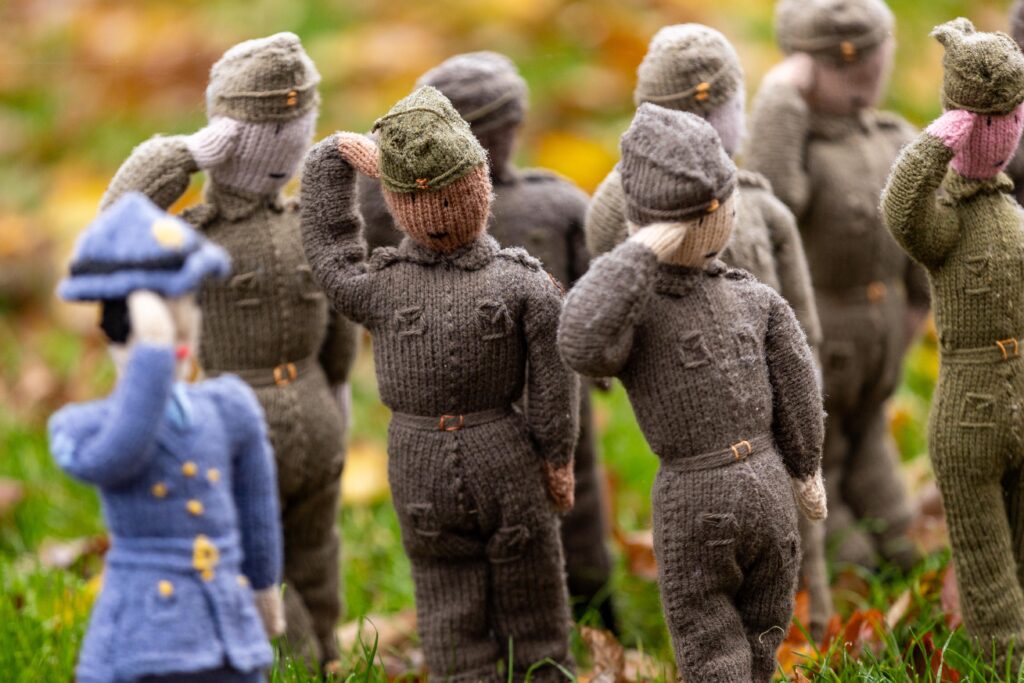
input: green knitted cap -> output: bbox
[933,18,1024,116]
[776,0,893,64]
[372,86,487,193]
[633,24,743,114]
[207,32,320,123]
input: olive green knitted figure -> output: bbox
[746,0,929,572]
[357,52,616,629]
[101,33,356,667]
[881,18,1024,668]
[301,86,578,682]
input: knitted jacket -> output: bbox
[48,345,281,683]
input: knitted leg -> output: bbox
[489,511,574,682]
[1006,464,1024,592]
[561,392,616,630]
[280,582,320,665]
[798,513,832,641]
[822,416,876,568]
[845,408,918,572]
[737,542,800,683]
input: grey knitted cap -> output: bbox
[634,24,743,114]
[415,51,528,134]
[619,104,737,226]
[207,32,321,123]
[1013,0,1024,49]
[776,0,894,64]
[933,18,1024,116]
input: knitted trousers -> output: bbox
[931,356,1024,667]
[388,413,573,683]
[653,446,800,683]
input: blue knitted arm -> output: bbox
[48,344,173,487]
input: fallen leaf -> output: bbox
[0,479,25,517]
[613,528,658,582]
[941,564,961,631]
[622,648,665,682]
[905,632,961,682]
[336,610,418,654]
[580,626,625,680]
[37,535,109,576]
[885,587,912,629]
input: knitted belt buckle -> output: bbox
[730,440,753,461]
[273,362,298,387]
[438,414,465,432]
[997,338,1020,361]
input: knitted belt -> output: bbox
[662,433,774,472]
[817,280,899,305]
[390,406,514,432]
[941,337,1024,364]
[208,356,316,388]
[107,532,241,581]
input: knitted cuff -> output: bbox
[792,471,827,521]
[253,585,285,638]
[186,117,242,170]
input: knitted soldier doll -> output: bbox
[101,34,354,666]
[48,193,283,683]
[357,51,616,630]
[746,0,929,572]
[559,105,825,683]
[583,23,832,638]
[881,18,1024,667]
[301,86,578,682]
[1004,0,1024,205]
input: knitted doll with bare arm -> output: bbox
[881,18,1024,668]
[560,105,825,683]
[101,33,355,667]
[301,86,578,682]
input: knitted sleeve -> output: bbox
[1006,136,1024,204]
[318,312,359,386]
[557,181,592,285]
[522,270,580,468]
[213,375,282,591]
[558,240,657,378]
[100,136,200,211]
[745,83,812,219]
[760,190,822,352]
[880,133,960,268]
[300,133,375,326]
[584,169,630,257]
[765,291,823,481]
[904,259,933,311]
[356,174,404,253]
[47,344,174,487]
[185,118,242,170]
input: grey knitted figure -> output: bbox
[584,23,831,638]
[559,105,825,683]
[746,0,929,572]
[357,51,616,630]
[101,33,356,667]
[301,86,578,682]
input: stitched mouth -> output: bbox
[994,160,1006,167]
[268,172,286,179]
[427,231,449,239]
[705,251,718,258]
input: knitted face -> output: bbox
[950,104,1024,179]
[704,92,746,157]
[382,165,493,254]
[807,37,894,115]
[108,294,200,381]
[628,193,738,268]
[208,111,317,195]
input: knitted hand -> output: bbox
[253,585,285,639]
[924,109,975,152]
[331,383,352,438]
[336,132,381,179]
[544,461,575,514]
[127,290,174,346]
[792,471,827,521]
[628,223,689,262]
[762,52,816,97]
[926,106,1024,179]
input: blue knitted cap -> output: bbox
[59,193,230,301]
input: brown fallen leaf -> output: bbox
[941,564,962,631]
[36,535,109,577]
[336,610,418,654]
[614,528,658,582]
[905,631,961,682]
[885,587,913,630]
[0,479,25,517]
[579,626,625,680]
[622,648,666,682]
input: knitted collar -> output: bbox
[942,169,1015,202]
[203,182,286,222]
[654,259,726,297]
[491,162,518,186]
[808,109,879,140]
[390,233,500,271]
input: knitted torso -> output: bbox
[185,182,328,372]
[724,171,785,291]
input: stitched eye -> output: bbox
[443,198,449,208]
[274,123,282,135]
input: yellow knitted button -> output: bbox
[237,574,249,587]
[206,468,221,483]
[158,580,174,597]
[151,219,185,250]
[201,569,215,582]
[695,82,711,101]
[186,499,204,516]
[151,482,168,498]
[182,461,198,477]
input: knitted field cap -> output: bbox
[416,51,528,135]
[933,18,1024,116]
[206,32,321,123]
[619,104,737,226]
[59,193,230,301]
[633,24,743,114]
[372,85,487,193]
[776,0,893,64]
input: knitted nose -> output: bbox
[952,104,1024,179]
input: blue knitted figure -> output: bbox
[48,193,284,683]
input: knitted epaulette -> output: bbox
[519,168,563,185]
[180,203,220,231]
[495,246,542,271]
[366,246,402,272]
[737,169,773,193]
[724,266,755,281]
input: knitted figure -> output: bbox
[101,34,355,666]
[583,23,832,638]
[357,51,616,631]
[1004,0,1024,206]
[48,193,283,683]
[881,18,1024,666]
[746,0,929,572]
[301,86,578,682]
[559,105,825,683]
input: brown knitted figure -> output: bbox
[358,51,615,631]
[301,86,578,682]
[559,105,825,683]
[746,0,929,572]
[1004,0,1024,205]
[584,23,832,638]
[881,18,1024,668]
[101,33,356,667]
